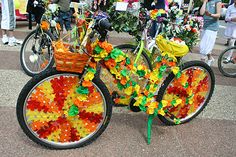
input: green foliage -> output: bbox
[193,0,202,8]
[107,6,142,40]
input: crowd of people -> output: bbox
[0,0,236,66]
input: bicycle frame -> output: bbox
[129,19,163,66]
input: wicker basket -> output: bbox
[53,41,89,73]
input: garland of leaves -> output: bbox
[107,6,146,40]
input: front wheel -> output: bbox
[20,29,55,77]
[218,46,236,77]
[16,68,112,149]
[157,61,215,125]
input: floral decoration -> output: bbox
[150,9,166,21]
[27,37,210,144]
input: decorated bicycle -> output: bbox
[20,0,61,77]
[16,11,215,149]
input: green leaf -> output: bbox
[126,57,131,65]
[117,82,124,90]
[121,69,128,76]
[159,65,167,73]
[137,70,145,77]
[94,45,103,54]
[171,100,176,106]
[156,56,162,62]
[87,67,96,74]
[76,86,89,94]
[68,105,79,116]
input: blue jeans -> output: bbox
[150,20,157,38]
[58,11,72,31]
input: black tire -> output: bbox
[20,29,55,77]
[16,68,112,149]
[218,46,236,77]
[157,61,215,125]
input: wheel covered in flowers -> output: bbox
[157,61,215,125]
[16,68,112,149]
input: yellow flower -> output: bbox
[134,85,140,93]
[124,86,133,96]
[110,67,118,75]
[134,96,143,106]
[174,99,183,107]
[77,94,88,101]
[149,84,158,93]
[137,65,143,70]
[84,72,95,81]
[158,109,165,116]
[115,55,126,62]
[161,100,169,107]
[172,67,180,75]
[100,50,109,59]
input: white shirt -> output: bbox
[225,4,236,24]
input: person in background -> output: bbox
[224,0,235,45]
[26,0,45,24]
[150,0,166,38]
[1,0,23,46]
[224,0,236,62]
[199,0,222,66]
[50,0,72,34]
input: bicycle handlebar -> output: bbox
[97,18,113,31]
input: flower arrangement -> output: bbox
[168,6,183,22]
[160,12,202,50]
[149,9,166,21]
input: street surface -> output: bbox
[0,21,235,157]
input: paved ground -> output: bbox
[0,21,235,157]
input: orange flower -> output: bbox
[41,21,50,30]
[89,62,97,69]
[82,80,93,87]
[104,59,116,69]
[98,41,113,53]
[74,98,84,106]
[120,77,127,85]
[167,61,176,67]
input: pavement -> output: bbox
[0,21,235,157]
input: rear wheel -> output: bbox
[20,29,55,77]
[157,61,215,125]
[218,46,236,77]
[16,68,112,149]
[99,44,152,106]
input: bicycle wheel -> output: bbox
[20,29,55,77]
[157,61,215,125]
[16,68,112,149]
[99,44,152,106]
[218,46,236,77]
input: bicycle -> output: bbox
[218,46,236,77]
[16,13,215,149]
[20,0,61,77]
